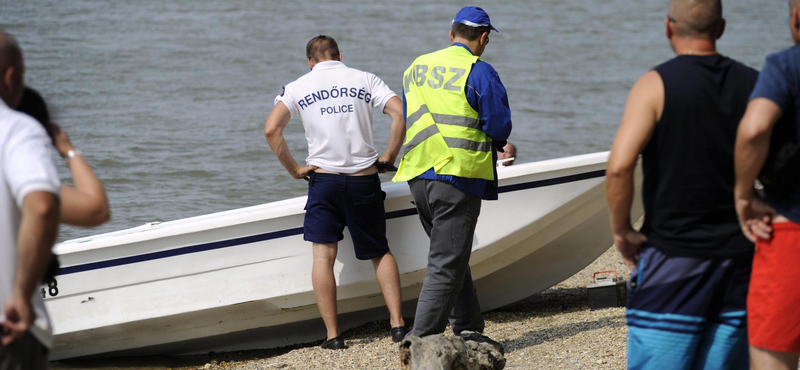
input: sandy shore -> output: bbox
[53,246,630,370]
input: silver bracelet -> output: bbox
[66,149,82,160]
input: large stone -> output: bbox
[399,335,506,370]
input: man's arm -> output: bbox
[469,64,511,143]
[378,96,405,169]
[734,98,782,242]
[3,191,59,346]
[607,70,663,270]
[53,125,110,226]
[264,102,317,179]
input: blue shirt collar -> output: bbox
[452,42,474,55]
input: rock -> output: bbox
[399,334,506,370]
[204,364,211,369]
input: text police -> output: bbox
[297,85,373,116]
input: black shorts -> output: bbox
[303,172,390,260]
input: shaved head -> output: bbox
[669,0,723,39]
[793,0,800,9]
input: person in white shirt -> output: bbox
[264,35,407,349]
[0,31,61,370]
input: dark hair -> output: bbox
[306,35,340,63]
[451,23,491,42]
[0,30,22,75]
[17,87,50,127]
[16,87,55,142]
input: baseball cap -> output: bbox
[452,6,499,33]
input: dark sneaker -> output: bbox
[321,336,347,350]
[390,326,410,343]
[459,330,504,354]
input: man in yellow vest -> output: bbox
[393,7,512,348]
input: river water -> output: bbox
[0,0,790,241]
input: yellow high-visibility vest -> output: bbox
[392,45,494,182]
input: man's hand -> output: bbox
[293,165,318,180]
[50,124,74,158]
[2,291,34,346]
[614,227,647,271]
[377,155,394,173]
[493,140,507,153]
[735,192,775,243]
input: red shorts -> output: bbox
[748,221,800,352]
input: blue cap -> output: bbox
[452,6,498,33]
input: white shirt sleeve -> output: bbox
[367,73,397,112]
[274,84,300,118]
[3,118,60,208]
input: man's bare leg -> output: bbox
[750,346,800,370]
[312,242,339,339]
[372,252,405,328]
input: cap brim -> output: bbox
[490,25,499,33]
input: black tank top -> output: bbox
[641,55,757,257]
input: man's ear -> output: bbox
[337,52,342,62]
[307,58,314,70]
[665,17,673,40]
[2,67,11,88]
[792,7,800,35]
[716,18,726,40]
[449,30,454,43]
[480,32,489,45]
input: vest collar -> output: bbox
[451,43,474,55]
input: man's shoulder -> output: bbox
[724,56,759,82]
[0,106,47,143]
[764,45,800,78]
[283,73,309,91]
[767,45,800,64]
[472,60,499,77]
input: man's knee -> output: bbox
[750,346,800,370]
[312,243,338,263]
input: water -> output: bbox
[0,0,791,241]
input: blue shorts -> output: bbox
[303,172,390,260]
[626,245,752,370]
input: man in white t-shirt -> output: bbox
[264,35,407,349]
[0,31,61,369]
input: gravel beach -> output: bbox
[54,246,631,370]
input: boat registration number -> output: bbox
[40,278,59,298]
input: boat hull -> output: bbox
[46,152,642,359]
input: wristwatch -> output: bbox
[66,149,82,160]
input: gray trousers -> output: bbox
[409,178,485,336]
[0,332,49,370]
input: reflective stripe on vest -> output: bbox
[393,46,494,182]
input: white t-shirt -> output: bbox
[0,100,60,348]
[274,61,397,173]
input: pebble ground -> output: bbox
[53,247,631,370]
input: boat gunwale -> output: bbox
[54,151,610,256]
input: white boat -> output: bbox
[45,151,642,360]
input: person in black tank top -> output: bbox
[643,55,757,257]
[606,0,756,368]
